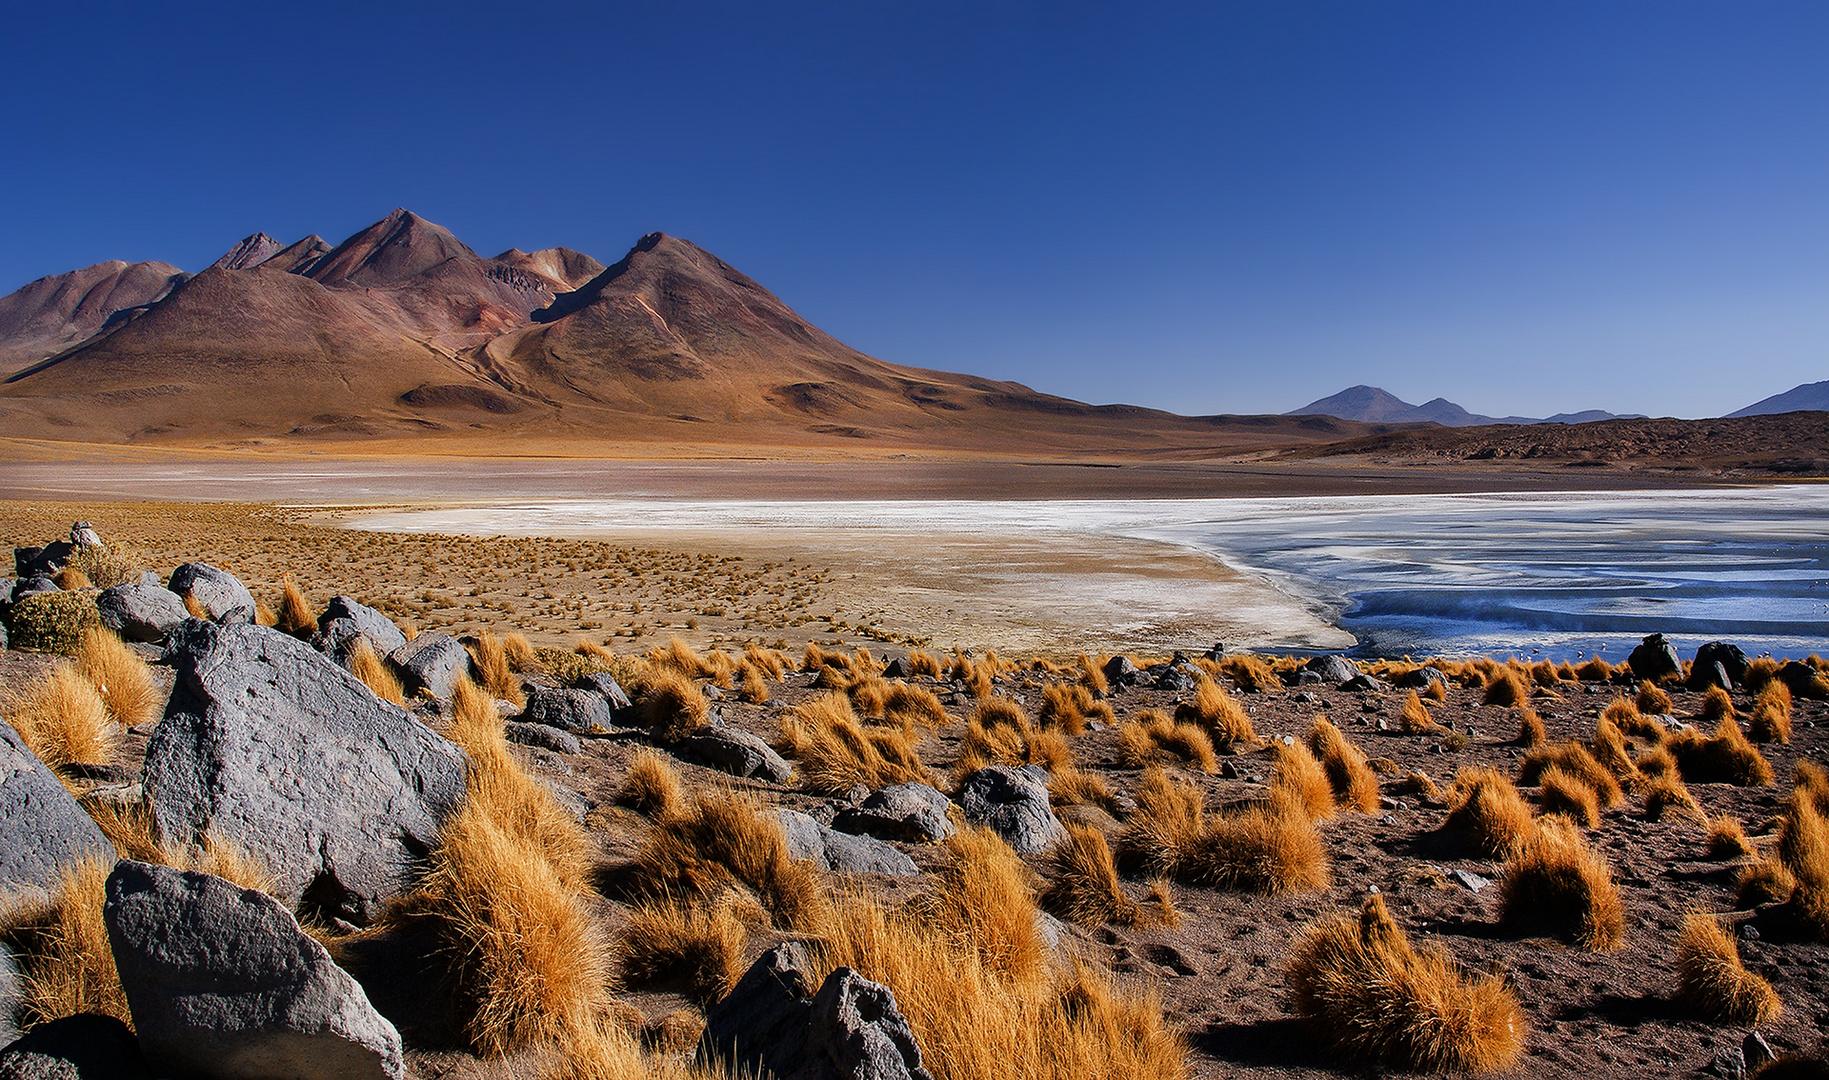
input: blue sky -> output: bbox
[2,2,1824,418]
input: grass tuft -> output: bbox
[1520,742,1622,807]
[1174,675,1256,747]
[1398,690,1437,734]
[1708,816,1756,859]
[1041,822,1165,929]
[1270,739,1337,822]
[348,636,405,706]
[1676,912,1780,1024]
[1538,765,1601,827]
[1,663,120,770]
[1308,718,1380,813]
[73,628,161,729]
[781,692,929,793]
[634,669,710,744]
[616,899,745,1005]
[619,748,685,820]
[1667,718,1774,786]
[1441,767,1536,859]
[1498,823,1625,951]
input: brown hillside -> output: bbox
[0,259,188,376]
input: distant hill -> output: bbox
[1728,380,1829,417]
[1289,385,1640,428]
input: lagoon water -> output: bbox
[357,486,1829,662]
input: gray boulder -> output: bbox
[1690,641,1749,689]
[699,942,817,1077]
[144,621,466,923]
[780,810,918,876]
[0,1013,151,1080]
[0,951,20,1049]
[310,596,405,666]
[1102,655,1142,688]
[1339,673,1388,693]
[104,861,403,1080]
[385,632,469,700]
[1305,655,1361,685]
[956,766,1065,854]
[806,967,933,1080]
[167,563,255,623]
[521,687,611,734]
[95,582,188,644]
[13,544,70,580]
[503,722,583,756]
[10,579,58,605]
[1691,660,1732,694]
[0,722,113,899]
[1395,666,1448,690]
[572,672,633,713]
[1627,633,1683,682]
[680,728,793,783]
[833,783,954,843]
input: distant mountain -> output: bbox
[1289,385,1642,427]
[0,259,189,376]
[1728,380,1829,417]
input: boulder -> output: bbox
[1305,655,1361,685]
[95,582,188,644]
[780,810,918,876]
[806,967,933,1080]
[1339,673,1388,693]
[956,766,1066,854]
[1691,642,1749,688]
[0,1013,151,1080]
[833,783,954,843]
[521,686,612,735]
[0,722,113,899]
[1395,666,1448,690]
[9,578,58,604]
[881,657,907,679]
[1102,655,1142,688]
[503,722,583,756]
[0,951,20,1048]
[385,632,469,700]
[13,543,71,579]
[1627,633,1683,682]
[1777,661,1828,700]
[68,524,102,551]
[680,728,793,783]
[1690,660,1732,693]
[144,621,467,923]
[572,671,634,713]
[104,861,403,1080]
[698,943,817,1077]
[167,563,255,623]
[309,596,405,666]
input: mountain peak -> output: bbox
[211,233,284,272]
[300,208,478,286]
[1291,385,1638,428]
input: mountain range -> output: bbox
[1728,380,1829,418]
[1288,385,1645,427]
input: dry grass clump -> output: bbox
[1513,705,1546,747]
[1590,716,1641,787]
[1441,767,1536,858]
[846,674,891,717]
[1077,653,1108,697]
[2,663,120,770]
[1286,893,1526,1073]
[1483,669,1529,707]
[1046,767,1117,814]
[1636,682,1673,716]
[1708,816,1757,859]
[465,631,524,707]
[1520,742,1623,808]
[273,573,313,637]
[1116,770,1328,895]
[955,698,1072,778]
[1675,912,1780,1024]
[634,669,710,743]
[73,628,161,729]
[616,900,745,1005]
[1307,718,1380,813]
[1575,656,1614,682]
[347,637,405,706]
[1498,823,1625,951]
[52,566,92,590]
[1115,709,1217,773]
[1041,822,1173,929]
[628,786,822,929]
[1038,682,1094,735]
[780,692,929,793]
[1643,773,1703,823]
[2,858,130,1028]
[1217,654,1278,693]
[906,649,944,679]
[1116,768,1206,879]
[64,543,143,590]
[502,631,538,673]
[1751,682,1793,744]
[1743,656,1781,694]
[648,637,717,681]
[1771,787,1829,936]
[1423,678,1448,703]
[737,662,769,705]
[1270,739,1337,822]
[1174,675,1256,748]
[883,682,948,730]
[1538,766,1601,827]
[1700,686,1738,724]
[619,748,684,820]
[1398,690,1438,734]
[1737,859,1798,910]
[1667,718,1774,786]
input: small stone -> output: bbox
[1740,924,1760,942]
[1712,1044,1747,1080]
[1452,868,1492,893]
[1744,1032,1776,1070]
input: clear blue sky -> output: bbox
[3,2,1824,418]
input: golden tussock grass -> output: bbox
[1700,686,1738,724]
[502,631,538,673]
[1591,717,1641,786]
[737,662,769,705]
[1182,794,1329,895]
[1774,788,1829,937]
[906,649,944,679]
[466,631,524,707]
[1115,767,1208,880]
[1441,767,1536,859]
[1636,682,1673,716]
[1482,670,1529,707]
[1708,816,1757,859]
[1308,718,1380,813]
[2,858,129,1029]
[1041,822,1172,929]
[1637,745,1678,780]
[634,669,710,744]
[630,786,824,931]
[618,748,684,820]
[781,692,930,794]
[1498,823,1625,951]
[1643,773,1702,823]
[2,663,120,770]
[1676,912,1780,1024]
[1047,767,1115,813]
[1077,653,1108,697]
[1217,654,1278,693]
[616,899,745,1005]
[74,628,161,729]
[182,594,210,620]
[1270,740,1336,822]
[1398,690,1437,734]
[1038,682,1094,735]
[1174,675,1256,747]
[883,682,947,730]
[1538,765,1601,827]
[743,644,788,680]
[52,566,91,590]
[1423,678,1448,703]
[1287,893,1526,1073]
[276,573,315,637]
[1667,718,1774,786]
[255,600,279,628]
[1575,656,1614,681]
[1519,742,1623,807]
[1116,709,1217,773]
[846,674,891,717]
[1513,705,1546,747]
[1736,858,1797,910]
[1743,656,1781,695]
[1751,682,1792,744]
[1396,770,1442,799]
[1528,659,1562,687]
[347,637,405,706]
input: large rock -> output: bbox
[680,728,793,783]
[806,967,933,1080]
[956,766,1066,854]
[385,632,469,700]
[95,582,188,644]
[572,672,634,713]
[104,861,403,1080]
[309,596,406,667]
[833,783,954,843]
[0,1013,152,1080]
[1304,655,1361,685]
[779,810,918,876]
[520,686,612,734]
[0,722,113,899]
[144,621,467,922]
[699,943,817,1077]
[9,579,58,604]
[1690,642,1749,689]
[13,544,71,580]
[0,951,21,1049]
[1627,633,1683,682]
[166,563,255,623]
[503,722,583,756]
[1102,655,1142,689]
[1395,666,1448,690]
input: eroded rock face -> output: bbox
[386,632,469,700]
[310,596,406,667]
[520,687,611,734]
[779,810,919,876]
[680,728,793,783]
[1628,633,1683,683]
[167,563,255,623]
[103,861,403,1080]
[95,581,189,643]
[0,722,113,900]
[833,783,954,843]
[144,621,466,922]
[956,766,1065,854]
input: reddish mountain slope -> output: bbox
[0,259,188,376]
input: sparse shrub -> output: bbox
[1513,705,1546,747]
[64,543,143,590]
[74,628,161,729]
[1676,912,1780,1024]
[1308,718,1379,813]
[617,900,745,1005]
[1751,682,1792,744]
[743,644,787,680]
[502,631,538,672]
[1174,675,1256,747]
[1708,816,1756,859]
[5,591,102,655]
[2,664,119,769]
[847,674,891,717]
[1637,745,1678,779]
[1483,670,1529,707]
[1538,765,1601,827]
[1286,893,1526,1073]
[347,637,405,706]
[1743,656,1782,694]
[1499,823,1625,951]
[619,749,685,819]
[1520,742,1623,807]
[1270,739,1336,822]
[1441,767,1535,858]
[1667,718,1774,786]
[780,693,928,794]
[1636,682,1673,716]
[1775,789,1829,937]
[1042,822,1163,928]
[1398,691,1437,734]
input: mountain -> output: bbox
[0,209,1393,455]
[1290,385,1641,427]
[1728,380,1829,417]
